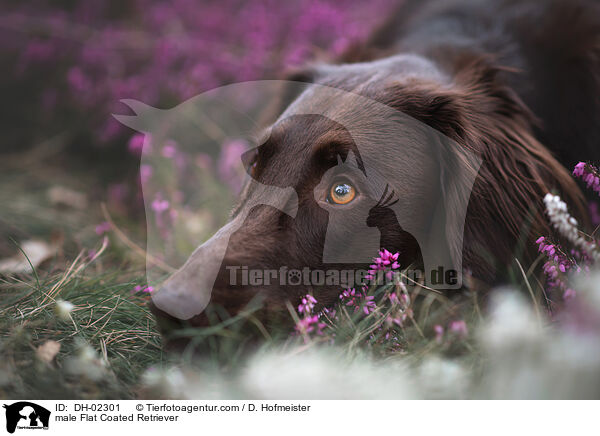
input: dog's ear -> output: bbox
[429,130,482,279]
[383,54,587,279]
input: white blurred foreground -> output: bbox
[142,276,600,400]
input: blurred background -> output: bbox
[0,0,395,265]
[0,0,399,398]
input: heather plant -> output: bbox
[536,162,600,304]
[139,276,600,399]
[290,249,473,357]
[2,0,394,148]
[285,161,600,359]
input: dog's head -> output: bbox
[149,53,586,335]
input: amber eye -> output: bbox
[249,160,257,177]
[329,182,356,205]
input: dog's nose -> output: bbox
[150,276,214,320]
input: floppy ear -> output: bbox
[429,130,483,280]
[384,55,587,280]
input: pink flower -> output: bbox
[161,141,177,158]
[133,285,154,294]
[151,196,170,213]
[573,162,586,177]
[151,193,172,238]
[140,165,153,184]
[434,324,444,343]
[128,133,146,155]
[365,248,401,281]
[298,294,317,314]
[67,66,90,93]
[295,315,326,341]
[363,295,376,314]
[536,235,583,299]
[218,139,248,193]
[339,287,379,315]
[95,221,111,235]
[573,162,600,195]
[449,320,468,338]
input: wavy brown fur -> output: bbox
[378,54,588,280]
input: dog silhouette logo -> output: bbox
[2,402,50,434]
[114,81,482,320]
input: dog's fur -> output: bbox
[152,0,600,330]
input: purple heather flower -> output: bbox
[434,324,444,343]
[573,162,600,195]
[449,320,468,338]
[295,314,326,340]
[544,193,599,261]
[536,231,592,301]
[151,195,170,213]
[298,294,317,314]
[339,287,379,316]
[573,162,586,177]
[128,133,145,155]
[365,248,401,281]
[140,164,153,185]
[9,0,397,146]
[66,66,90,93]
[161,141,177,158]
[218,139,248,193]
[95,221,111,235]
[363,295,376,315]
[151,193,173,238]
[133,285,154,294]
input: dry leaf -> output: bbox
[36,340,61,364]
[47,186,88,209]
[0,240,57,274]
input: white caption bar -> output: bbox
[1,400,597,435]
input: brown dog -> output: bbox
[151,0,599,332]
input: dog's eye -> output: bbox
[329,182,356,205]
[249,160,257,177]
[241,147,259,177]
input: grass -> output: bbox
[0,257,165,399]
[0,145,167,399]
[0,210,592,399]
[0,236,479,399]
